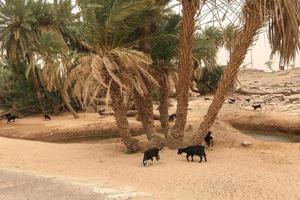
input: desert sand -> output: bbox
[0,69,300,200]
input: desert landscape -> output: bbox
[1,69,300,200]
[0,0,300,200]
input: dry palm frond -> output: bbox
[267,0,300,64]
[66,48,157,108]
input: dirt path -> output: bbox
[1,136,300,200]
[0,168,107,200]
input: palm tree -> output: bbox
[132,0,171,142]
[193,0,300,144]
[29,31,80,118]
[190,26,223,93]
[222,24,238,56]
[66,0,160,152]
[0,0,45,112]
[0,0,80,117]
[168,0,199,147]
[221,24,239,94]
[150,14,180,136]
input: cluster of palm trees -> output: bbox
[0,0,299,152]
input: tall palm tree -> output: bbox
[0,0,79,116]
[132,0,171,142]
[222,24,238,56]
[0,0,45,112]
[28,31,80,118]
[150,14,181,135]
[190,27,222,93]
[193,0,300,144]
[221,24,239,94]
[168,0,199,147]
[67,0,160,152]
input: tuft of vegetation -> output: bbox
[196,66,224,94]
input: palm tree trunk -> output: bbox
[26,53,46,114]
[169,0,198,144]
[60,89,80,118]
[157,74,169,137]
[133,89,157,140]
[32,69,46,114]
[111,82,141,153]
[136,14,164,145]
[193,4,263,144]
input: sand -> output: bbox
[0,136,300,200]
[1,69,300,199]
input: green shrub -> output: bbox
[196,65,224,94]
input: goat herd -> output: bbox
[206,96,263,110]
[142,131,213,167]
[2,113,51,123]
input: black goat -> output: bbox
[7,115,19,123]
[44,114,51,120]
[228,98,236,104]
[4,113,12,118]
[252,104,262,110]
[177,145,207,162]
[143,147,160,167]
[98,109,106,115]
[204,131,214,148]
[168,114,177,121]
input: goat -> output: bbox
[44,114,51,120]
[252,104,262,110]
[204,131,214,148]
[168,114,177,122]
[4,113,12,118]
[143,147,160,167]
[228,98,236,104]
[98,109,106,115]
[177,145,207,162]
[7,115,19,123]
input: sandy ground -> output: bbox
[1,136,300,200]
[1,69,300,199]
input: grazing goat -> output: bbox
[98,109,106,115]
[228,98,236,104]
[177,145,207,162]
[44,114,51,120]
[143,147,160,167]
[168,114,177,121]
[4,113,12,118]
[252,104,262,110]
[7,115,19,123]
[204,131,214,148]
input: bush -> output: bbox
[196,65,224,94]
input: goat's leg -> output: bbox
[191,155,194,162]
[151,158,154,165]
[186,154,190,161]
[155,156,159,164]
[204,154,207,162]
[199,155,203,163]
